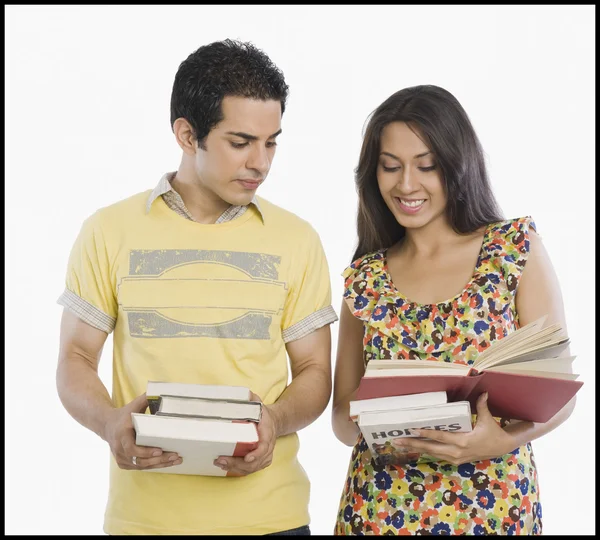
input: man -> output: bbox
[56,39,337,536]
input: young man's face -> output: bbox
[194,96,282,207]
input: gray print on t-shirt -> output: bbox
[119,249,285,339]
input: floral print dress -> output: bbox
[334,217,543,535]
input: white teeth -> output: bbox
[399,199,425,207]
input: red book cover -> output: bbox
[232,440,259,457]
[356,371,582,423]
[466,370,583,423]
[228,423,259,477]
[356,374,480,404]
[231,420,259,457]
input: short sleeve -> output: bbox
[488,216,537,295]
[57,213,117,333]
[341,252,383,322]
[280,225,338,343]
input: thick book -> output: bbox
[156,395,262,422]
[132,413,259,477]
[146,381,253,414]
[349,390,448,421]
[356,316,583,423]
[133,381,261,476]
[358,399,473,466]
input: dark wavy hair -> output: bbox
[353,85,503,261]
[170,39,289,148]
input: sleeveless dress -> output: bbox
[334,217,543,535]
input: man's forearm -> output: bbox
[56,355,115,441]
[267,365,331,438]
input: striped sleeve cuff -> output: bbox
[57,289,116,334]
[282,305,339,343]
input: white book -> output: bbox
[146,380,251,399]
[132,413,259,477]
[349,390,448,420]
[145,381,253,414]
[357,401,472,466]
[157,395,262,422]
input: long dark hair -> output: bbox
[170,39,289,148]
[353,85,503,261]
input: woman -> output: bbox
[332,85,575,535]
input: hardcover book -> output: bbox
[156,395,262,422]
[356,316,583,423]
[146,381,253,414]
[358,399,473,466]
[132,413,259,476]
[349,390,448,421]
[133,381,261,476]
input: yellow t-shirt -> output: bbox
[62,191,335,535]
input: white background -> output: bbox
[5,5,595,536]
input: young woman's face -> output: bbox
[377,121,447,231]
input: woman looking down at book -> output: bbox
[331,85,576,535]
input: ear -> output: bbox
[173,118,199,156]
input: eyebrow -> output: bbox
[380,150,432,160]
[225,129,282,141]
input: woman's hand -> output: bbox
[392,393,519,465]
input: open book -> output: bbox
[356,315,583,423]
[133,381,261,476]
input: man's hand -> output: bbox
[392,393,519,465]
[103,393,182,470]
[213,392,278,476]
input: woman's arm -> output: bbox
[390,230,577,464]
[331,299,367,446]
[501,229,576,444]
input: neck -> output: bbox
[401,215,459,258]
[171,161,232,224]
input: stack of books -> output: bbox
[132,381,262,476]
[350,390,473,466]
[351,315,583,465]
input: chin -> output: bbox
[225,192,256,207]
[391,210,431,229]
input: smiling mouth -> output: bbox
[397,198,425,207]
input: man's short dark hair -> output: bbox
[170,39,289,146]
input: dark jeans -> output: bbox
[265,525,311,536]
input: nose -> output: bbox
[246,145,270,176]
[397,168,417,193]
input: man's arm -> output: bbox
[213,325,332,476]
[57,309,114,437]
[268,324,332,436]
[56,309,180,470]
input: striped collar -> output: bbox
[146,172,264,224]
